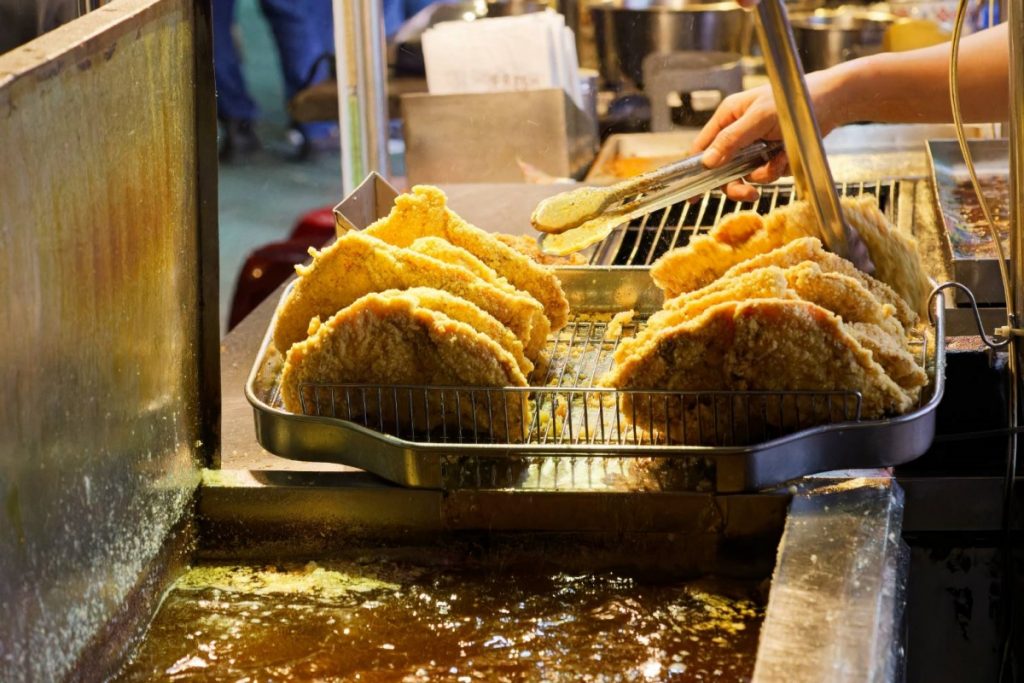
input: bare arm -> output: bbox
[694,22,1009,200]
[843,22,1009,124]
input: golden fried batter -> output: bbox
[722,237,917,329]
[619,267,790,361]
[782,262,903,336]
[408,237,503,282]
[842,195,931,318]
[273,232,549,361]
[649,210,798,297]
[365,186,571,330]
[649,197,929,316]
[281,293,530,441]
[624,261,906,365]
[847,322,928,397]
[602,300,913,444]
[376,287,534,377]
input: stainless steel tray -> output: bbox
[926,138,1009,304]
[585,131,700,185]
[247,267,946,493]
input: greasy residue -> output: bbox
[116,562,765,682]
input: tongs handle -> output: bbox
[608,139,783,203]
[754,0,851,259]
[532,139,784,234]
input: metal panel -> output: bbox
[0,1,217,679]
[402,89,597,183]
[753,478,908,682]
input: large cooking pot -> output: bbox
[590,0,753,90]
[392,1,546,75]
[790,8,900,72]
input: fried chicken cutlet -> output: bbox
[601,299,913,443]
[721,237,918,329]
[621,263,924,396]
[408,237,504,282]
[375,287,534,377]
[273,232,550,361]
[364,185,571,331]
[629,262,901,355]
[650,197,929,316]
[281,293,530,441]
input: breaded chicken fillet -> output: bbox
[650,197,929,316]
[721,237,918,329]
[601,299,913,443]
[281,293,530,441]
[364,185,570,331]
[274,232,549,360]
[375,287,534,377]
[625,261,906,362]
[408,237,504,282]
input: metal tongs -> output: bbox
[533,140,783,255]
[754,0,873,272]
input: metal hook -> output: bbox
[928,281,1010,349]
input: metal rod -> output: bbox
[754,0,850,259]
[1011,0,1024,325]
[334,0,390,195]
[1002,0,1022,677]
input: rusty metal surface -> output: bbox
[0,1,215,680]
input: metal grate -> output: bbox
[588,180,900,266]
[293,316,864,449]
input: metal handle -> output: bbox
[612,139,783,198]
[755,0,850,259]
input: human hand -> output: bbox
[690,69,849,202]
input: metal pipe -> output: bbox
[754,0,849,259]
[1010,0,1024,323]
[335,0,390,195]
[1001,3,1022,677]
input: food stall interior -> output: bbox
[1,0,1022,681]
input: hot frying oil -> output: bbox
[116,562,764,682]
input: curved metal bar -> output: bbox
[928,281,1010,348]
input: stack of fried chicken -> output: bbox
[600,196,932,444]
[275,185,570,441]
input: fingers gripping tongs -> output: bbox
[532,140,783,255]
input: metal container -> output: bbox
[926,138,1010,305]
[790,8,900,72]
[251,175,946,494]
[402,89,598,183]
[590,0,753,90]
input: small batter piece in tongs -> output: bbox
[531,140,782,255]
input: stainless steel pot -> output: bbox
[590,0,753,90]
[790,8,899,72]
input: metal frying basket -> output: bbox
[248,179,945,493]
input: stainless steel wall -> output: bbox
[0,1,218,679]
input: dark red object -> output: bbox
[288,207,336,246]
[228,207,338,331]
[228,239,313,331]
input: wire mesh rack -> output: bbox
[585,179,903,266]
[292,313,871,449]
